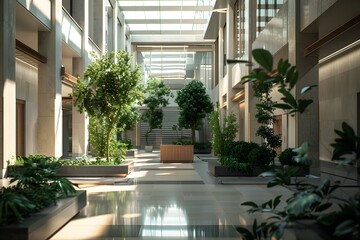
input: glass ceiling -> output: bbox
[117,0,216,38]
[118,0,216,85]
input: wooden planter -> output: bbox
[0,190,87,240]
[208,160,265,177]
[160,145,194,163]
[55,160,134,177]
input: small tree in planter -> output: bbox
[175,80,213,144]
[73,51,143,161]
[141,76,173,151]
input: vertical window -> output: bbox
[214,38,219,88]
[256,0,284,35]
[233,0,246,59]
[223,24,227,77]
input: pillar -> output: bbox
[72,0,89,157]
[37,0,63,157]
[0,0,16,177]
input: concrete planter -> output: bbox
[0,190,87,240]
[145,146,153,152]
[126,149,137,157]
[208,160,265,177]
[55,160,134,177]
[160,145,194,163]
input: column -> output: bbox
[37,0,63,157]
[0,0,16,177]
[72,0,89,157]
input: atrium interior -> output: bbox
[0,0,359,239]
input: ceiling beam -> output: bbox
[119,6,213,11]
[130,30,204,35]
[126,19,208,24]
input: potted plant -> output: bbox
[175,80,213,144]
[141,76,172,152]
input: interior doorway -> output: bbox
[16,99,26,157]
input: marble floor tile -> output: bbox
[50,151,294,239]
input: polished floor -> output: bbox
[49,151,293,240]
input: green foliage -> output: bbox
[1,155,77,225]
[117,104,140,139]
[88,116,109,157]
[220,141,274,170]
[175,80,213,143]
[73,51,143,161]
[220,156,252,174]
[242,48,315,153]
[142,76,173,145]
[208,105,222,155]
[208,104,237,156]
[238,125,360,240]
[330,121,360,162]
[278,148,302,166]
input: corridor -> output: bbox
[50,151,293,239]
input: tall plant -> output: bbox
[175,80,213,144]
[208,103,237,156]
[242,49,316,151]
[142,76,173,146]
[72,51,143,161]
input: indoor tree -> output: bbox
[72,51,143,161]
[175,80,213,144]
[141,76,173,147]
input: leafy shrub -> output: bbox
[208,104,237,156]
[220,156,251,174]
[1,155,77,225]
[278,148,300,166]
[120,139,133,150]
[248,145,275,166]
[221,141,274,170]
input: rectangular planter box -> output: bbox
[160,145,194,163]
[55,160,134,177]
[0,190,87,240]
[208,160,264,177]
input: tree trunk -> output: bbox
[191,129,195,144]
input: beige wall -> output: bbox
[319,44,360,161]
[15,60,38,155]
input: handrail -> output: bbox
[304,14,360,56]
[16,39,47,63]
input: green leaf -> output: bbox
[286,193,321,216]
[277,59,290,75]
[236,227,255,240]
[314,202,332,212]
[273,103,293,110]
[252,49,273,72]
[258,171,275,177]
[241,201,259,208]
[298,99,313,113]
[300,85,317,94]
[274,195,282,209]
[278,87,297,109]
[334,220,355,236]
[286,66,298,89]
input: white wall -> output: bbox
[15,60,38,155]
